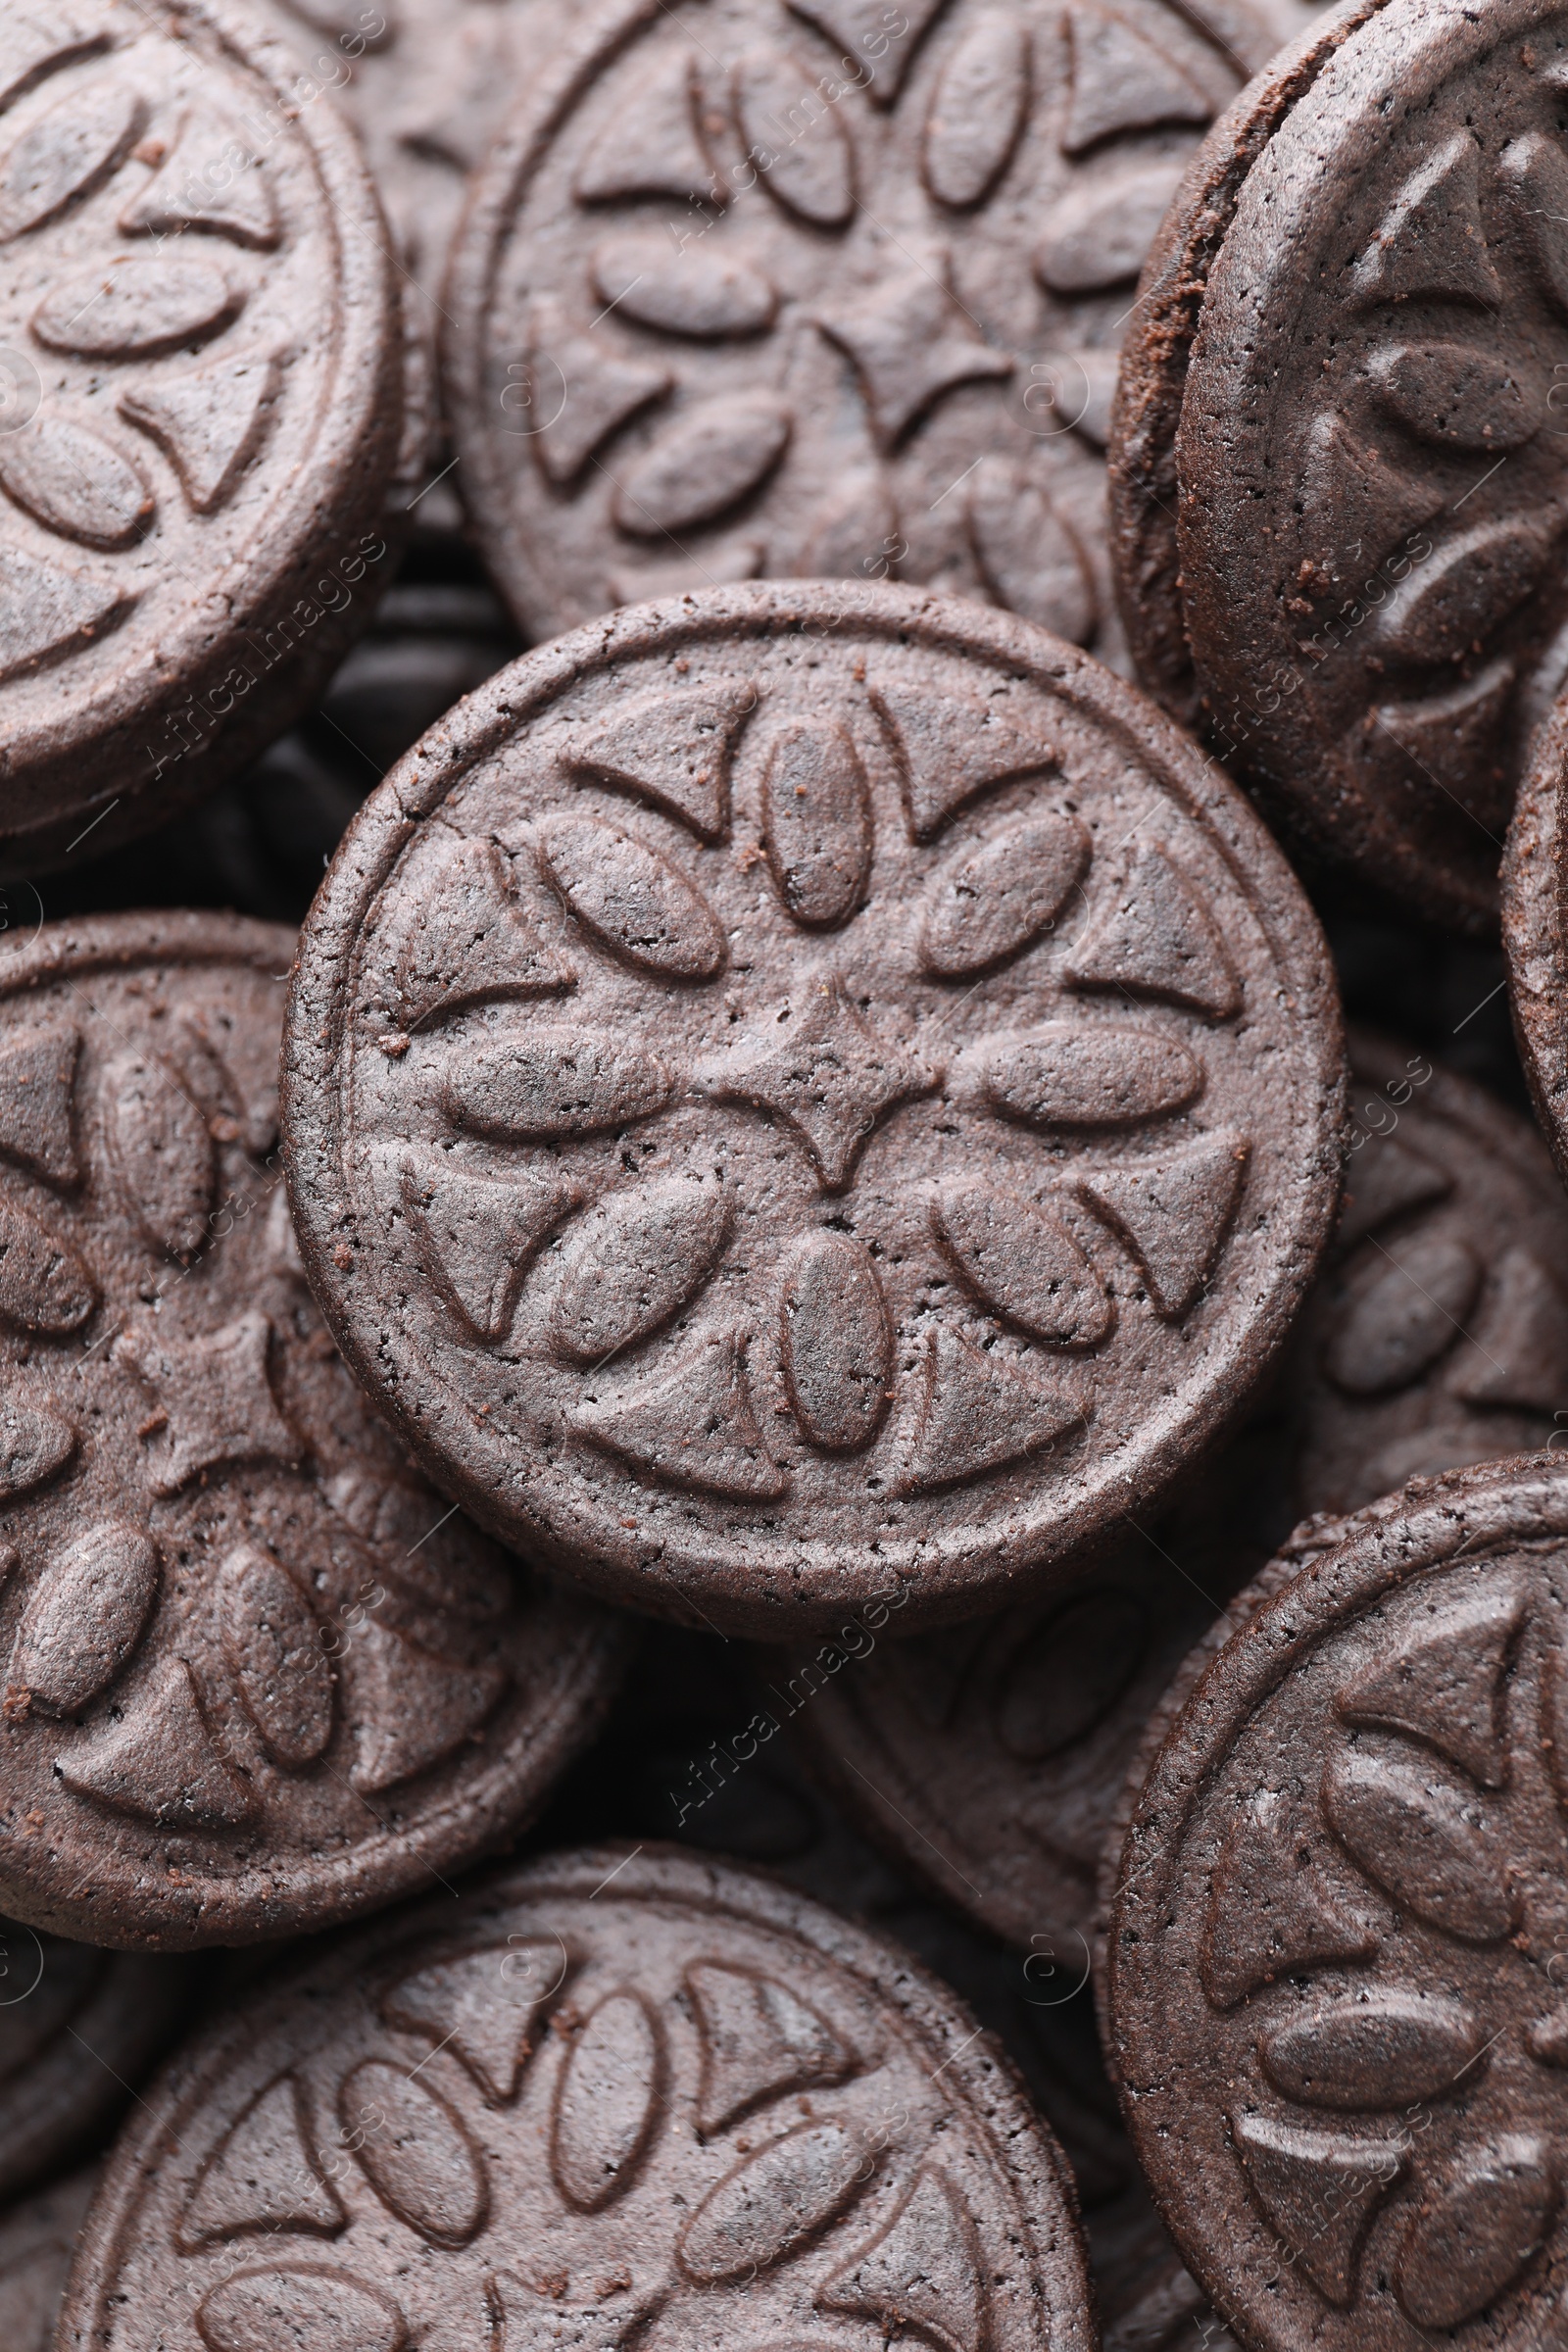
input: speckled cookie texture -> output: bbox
[1109,0,1568,933]
[58,1841,1097,2352]
[1108,1457,1568,2352]
[1504,690,1568,1182]
[282,580,1345,1638]
[0,911,628,1949]
[441,0,1309,654]
[1291,1031,1568,1515]
[0,0,407,876]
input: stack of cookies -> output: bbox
[5,2,1568,2348]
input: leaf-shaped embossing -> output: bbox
[9,1522,158,1718]
[1337,1573,1524,1789]
[220,1544,332,1770]
[1322,1743,1517,1941]
[781,1229,891,1451]
[550,1174,731,1362]
[932,1181,1111,1348]
[33,256,240,356]
[591,237,776,339]
[0,1393,77,1501]
[965,456,1097,641]
[118,100,279,248]
[1066,844,1240,1018]
[0,76,144,242]
[1397,2136,1555,2328]
[1203,1789,1377,2010]
[677,2118,872,2280]
[1501,130,1568,316]
[1231,2113,1404,2305]
[0,1192,95,1332]
[539,813,725,980]
[559,677,758,843]
[1035,162,1184,293]
[575,1327,787,1499]
[121,345,282,514]
[1370,513,1550,665]
[344,1617,507,1795]
[1259,1990,1485,2110]
[325,1472,512,1624]
[439,1027,672,1140]
[0,545,133,685]
[180,2075,346,2249]
[903,1327,1084,1493]
[0,416,152,549]
[553,1991,663,2211]
[920,811,1089,978]
[980,1022,1200,1127]
[1075,1134,1247,1321]
[922,14,1030,208]
[104,1049,215,1262]
[1368,342,1544,451]
[384,1944,565,2107]
[62,1654,256,1827]
[686,1963,853,2132]
[612,394,792,535]
[197,2266,409,2352]
[761,717,872,928]
[818,2165,984,2352]
[340,2062,487,2248]
[1322,1236,1482,1396]
[734,50,855,225]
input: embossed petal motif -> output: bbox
[64,1851,1092,2352]
[444,0,1286,643]
[1115,1493,1568,2352]
[314,593,1338,1630]
[0,918,620,1949]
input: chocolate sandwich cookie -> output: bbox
[1291,1031,1568,1516]
[283,581,1344,1636]
[442,0,1300,650]
[1108,1458,1568,2351]
[0,912,627,1949]
[1109,0,1568,933]
[264,0,568,352]
[0,1918,197,2197]
[768,1482,1274,1952]
[0,2165,99,2352]
[0,0,408,878]
[60,1842,1097,2352]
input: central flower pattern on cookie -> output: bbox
[370,640,1267,1521]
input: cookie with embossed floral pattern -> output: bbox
[0,1916,196,2198]
[0,0,407,877]
[1292,1029,1568,1516]
[1109,0,1568,933]
[442,0,1305,655]
[1108,1456,1568,2351]
[0,2164,99,2352]
[283,580,1344,1635]
[0,913,628,1949]
[60,1842,1096,2352]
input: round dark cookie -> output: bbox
[0,0,408,878]
[282,580,1345,1637]
[1107,0,1390,728]
[59,1841,1097,2352]
[1111,0,1568,933]
[0,1918,197,2199]
[441,0,1301,653]
[263,0,568,358]
[0,912,628,1949]
[764,1460,1278,1950]
[0,2163,100,2352]
[1291,1029,1568,1516]
[1108,1456,1568,2350]
[1503,689,1568,1178]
